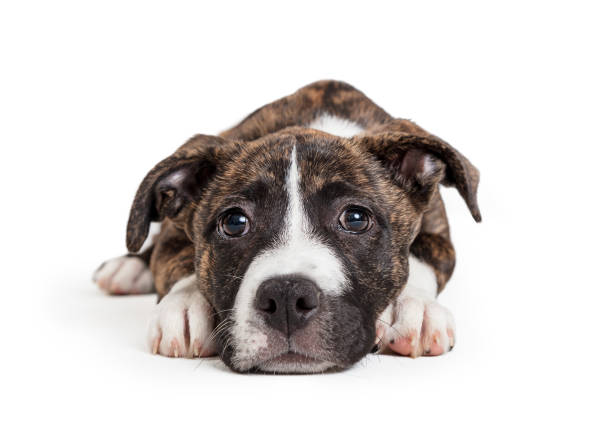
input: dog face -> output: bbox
[126,128,480,372]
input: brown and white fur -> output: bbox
[93,80,480,373]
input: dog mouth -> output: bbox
[253,351,337,374]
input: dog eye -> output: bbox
[219,211,250,237]
[339,208,372,234]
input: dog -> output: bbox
[93,80,481,373]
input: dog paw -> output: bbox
[93,255,154,295]
[147,276,216,358]
[379,295,455,358]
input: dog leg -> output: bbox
[147,275,215,358]
[378,255,456,357]
[93,254,154,295]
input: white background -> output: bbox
[1,1,611,436]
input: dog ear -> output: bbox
[360,132,481,221]
[126,134,232,253]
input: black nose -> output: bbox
[255,276,320,335]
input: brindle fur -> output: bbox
[127,80,480,301]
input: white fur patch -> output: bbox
[404,255,438,300]
[140,222,161,252]
[308,113,364,137]
[231,147,347,368]
[147,275,215,358]
[422,155,436,177]
[93,255,154,295]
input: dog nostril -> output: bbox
[296,295,317,312]
[259,298,277,313]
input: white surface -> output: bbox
[1,1,611,436]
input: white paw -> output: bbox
[377,293,456,357]
[147,275,216,358]
[93,255,154,295]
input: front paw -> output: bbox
[93,255,154,295]
[378,295,456,358]
[147,276,216,358]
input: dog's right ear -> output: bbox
[126,134,232,253]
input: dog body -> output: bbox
[94,80,480,373]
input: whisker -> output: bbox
[207,319,232,343]
[213,309,236,315]
[376,317,401,338]
[224,273,245,283]
[203,308,237,349]
[221,339,231,361]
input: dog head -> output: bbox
[126,127,480,372]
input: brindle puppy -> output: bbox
[93,80,480,373]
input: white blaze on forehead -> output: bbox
[308,113,365,137]
[231,146,348,367]
[245,146,347,294]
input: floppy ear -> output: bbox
[126,134,231,253]
[360,132,481,221]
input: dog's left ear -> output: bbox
[360,133,481,221]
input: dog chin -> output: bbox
[254,353,337,374]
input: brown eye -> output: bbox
[339,208,371,233]
[219,211,250,237]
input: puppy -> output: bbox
[93,80,480,373]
